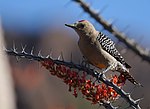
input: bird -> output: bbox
[65,20,141,86]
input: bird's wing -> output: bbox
[96,32,131,68]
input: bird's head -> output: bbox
[65,20,97,37]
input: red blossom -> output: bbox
[117,74,126,85]
[111,75,118,84]
[41,59,126,104]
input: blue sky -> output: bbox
[0,0,150,46]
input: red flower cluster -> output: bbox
[41,59,125,104]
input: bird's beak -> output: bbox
[65,23,76,29]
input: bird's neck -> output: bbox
[79,30,99,41]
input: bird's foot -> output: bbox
[97,73,104,83]
[93,70,103,83]
[81,57,90,68]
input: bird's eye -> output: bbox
[78,24,85,29]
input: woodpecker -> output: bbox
[65,20,141,86]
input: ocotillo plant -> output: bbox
[5,44,142,109]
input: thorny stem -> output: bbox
[6,49,116,109]
[5,49,141,109]
[73,0,150,64]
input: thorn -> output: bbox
[126,93,130,96]
[136,82,143,87]
[57,55,61,60]
[13,41,17,52]
[93,69,98,75]
[98,100,103,106]
[46,55,50,58]
[21,44,27,53]
[96,10,101,16]
[98,5,108,14]
[98,102,103,107]
[135,98,144,104]
[12,40,15,49]
[86,2,90,7]
[38,50,42,57]
[49,48,53,58]
[127,94,131,99]
[61,51,64,61]
[109,19,118,26]
[30,46,34,55]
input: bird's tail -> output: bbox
[117,70,142,87]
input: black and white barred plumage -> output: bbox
[96,32,131,68]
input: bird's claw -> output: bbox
[81,60,90,68]
[93,70,103,83]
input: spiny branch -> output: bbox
[72,0,150,63]
[6,45,117,109]
[5,48,141,109]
